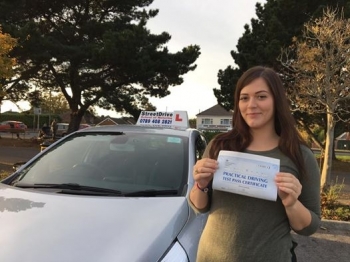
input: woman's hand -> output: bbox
[193,158,218,188]
[275,172,302,208]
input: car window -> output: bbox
[13,132,189,194]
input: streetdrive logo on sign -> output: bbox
[136,111,189,129]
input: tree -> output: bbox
[189,118,196,128]
[0,0,200,133]
[278,7,350,190]
[0,27,16,79]
[39,92,70,115]
[213,0,350,147]
[0,26,17,111]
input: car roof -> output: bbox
[1,120,24,123]
[76,124,198,137]
[74,110,198,137]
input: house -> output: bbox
[335,132,350,150]
[196,104,232,132]
[96,117,118,126]
[96,116,136,126]
[58,111,136,126]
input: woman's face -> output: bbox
[238,77,275,131]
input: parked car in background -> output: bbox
[55,123,69,137]
[0,120,27,132]
[55,123,91,137]
[0,111,208,262]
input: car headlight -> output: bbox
[160,241,189,262]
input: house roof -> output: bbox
[96,117,136,126]
[196,104,232,116]
[56,110,136,126]
[96,118,118,126]
[336,132,350,140]
[114,117,136,125]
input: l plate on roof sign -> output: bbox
[136,111,189,129]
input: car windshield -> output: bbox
[11,132,188,196]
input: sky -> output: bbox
[1,0,266,119]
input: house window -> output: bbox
[220,119,231,125]
[201,118,213,125]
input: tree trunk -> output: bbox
[68,109,85,134]
[320,113,335,191]
[332,141,337,160]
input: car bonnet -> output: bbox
[0,184,189,262]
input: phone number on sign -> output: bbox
[139,119,172,124]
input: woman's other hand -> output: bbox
[193,158,218,188]
[275,172,302,208]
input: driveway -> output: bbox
[293,220,350,262]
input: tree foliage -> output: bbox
[0,27,17,105]
[214,0,350,137]
[0,27,16,80]
[279,7,350,189]
[38,92,70,115]
[0,0,200,133]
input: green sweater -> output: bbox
[192,146,321,262]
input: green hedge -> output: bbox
[0,113,61,129]
[202,131,223,143]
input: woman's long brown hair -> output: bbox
[209,66,307,179]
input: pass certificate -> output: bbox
[212,150,280,201]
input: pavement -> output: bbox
[293,220,350,262]
[0,140,350,261]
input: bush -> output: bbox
[321,178,350,221]
[202,131,222,142]
[0,170,10,180]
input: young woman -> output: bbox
[190,66,320,262]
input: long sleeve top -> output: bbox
[191,145,321,262]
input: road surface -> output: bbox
[0,146,40,165]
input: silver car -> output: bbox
[0,113,208,262]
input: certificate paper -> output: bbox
[212,150,280,201]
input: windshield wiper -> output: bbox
[14,183,178,196]
[123,189,178,197]
[15,182,122,195]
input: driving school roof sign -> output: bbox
[136,111,189,129]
